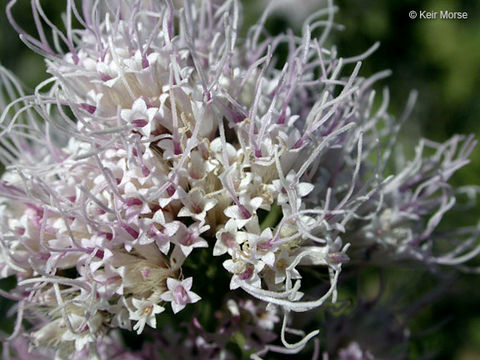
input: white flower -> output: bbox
[61,313,103,351]
[213,219,245,256]
[161,277,201,313]
[120,98,158,137]
[248,228,276,268]
[270,248,301,285]
[110,302,131,330]
[224,196,263,229]
[271,170,314,209]
[177,188,217,222]
[223,257,264,290]
[242,299,280,331]
[128,298,164,334]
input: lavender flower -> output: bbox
[0,0,478,359]
[161,277,201,313]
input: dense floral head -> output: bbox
[0,0,478,359]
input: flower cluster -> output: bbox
[0,0,478,359]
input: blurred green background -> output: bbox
[1,0,479,359]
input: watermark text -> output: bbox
[409,10,468,20]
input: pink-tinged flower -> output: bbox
[92,262,126,298]
[271,170,314,209]
[127,298,164,335]
[173,222,209,256]
[213,219,245,256]
[120,98,158,137]
[248,228,276,267]
[60,313,104,352]
[224,196,264,229]
[223,257,264,290]
[177,188,217,222]
[161,277,201,313]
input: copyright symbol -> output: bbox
[409,10,417,19]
